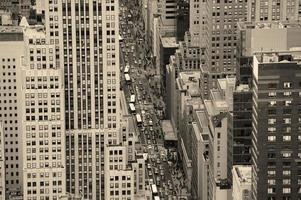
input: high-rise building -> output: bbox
[228,22,301,176]
[0,25,24,195]
[0,123,5,200]
[251,50,301,200]
[18,25,66,200]
[199,0,248,99]
[248,0,299,22]
[45,0,120,199]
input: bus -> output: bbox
[136,114,142,126]
[129,103,136,113]
[130,95,136,104]
[124,65,130,74]
[151,184,158,196]
[125,74,131,84]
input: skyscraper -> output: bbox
[18,25,66,200]
[199,0,248,99]
[252,50,301,200]
[45,1,120,199]
[0,25,24,195]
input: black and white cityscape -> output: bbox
[0,0,301,200]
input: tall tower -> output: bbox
[45,0,120,199]
[18,25,66,200]
[199,0,248,99]
[252,50,301,200]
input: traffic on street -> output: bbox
[119,1,189,200]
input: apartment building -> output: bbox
[0,25,24,195]
[18,25,66,200]
[252,50,301,200]
[44,1,121,199]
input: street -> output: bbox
[119,1,189,200]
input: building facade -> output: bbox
[248,0,299,22]
[0,123,5,199]
[44,0,121,199]
[232,165,251,200]
[252,50,301,200]
[18,25,66,200]
[0,26,24,195]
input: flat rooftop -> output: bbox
[161,36,178,48]
[254,49,301,64]
[177,70,201,95]
[0,26,22,33]
[238,21,301,30]
[233,165,252,184]
[161,120,177,141]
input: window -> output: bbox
[268,179,276,185]
[268,118,276,125]
[283,136,291,141]
[284,82,292,88]
[268,136,276,142]
[268,92,276,97]
[282,153,292,158]
[269,101,276,106]
[283,188,291,194]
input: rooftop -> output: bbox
[0,26,22,33]
[177,70,201,95]
[161,120,177,141]
[233,165,252,184]
[238,21,301,30]
[161,36,178,48]
[254,49,301,64]
[236,84,250,92]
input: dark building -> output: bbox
[175,0,189,42]
[252,50,301,200]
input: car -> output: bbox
[148,170,152,177]
[156,159,160,164]
[159,165,163,170]
[150,127,153,131]
[152,139,156,144]
[147,164,151,169]
[147,140,151,145]
[160,170,164,177]
[154,168,159,174]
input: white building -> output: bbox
[0,25,24,194]
[45,0,121,198]
[0,123,5,199]
[18,25,66,200]
[232,166,252,200]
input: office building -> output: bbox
[0,123,5,199]
[18,24,66,200]
[252,50,301,200]
[232,165,252,200]
[0,25,24,195]
[227,22,301,180]
[45,0,121,199]
[248,0,299,22]
[199,0,248,99]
